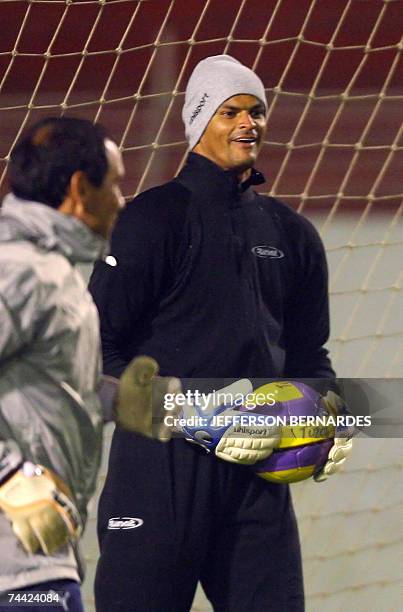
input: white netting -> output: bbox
[1,1,402,610]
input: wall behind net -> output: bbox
[1,1,402,611]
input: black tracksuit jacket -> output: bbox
[89,152,334,381]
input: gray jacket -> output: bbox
[0,194,105,592]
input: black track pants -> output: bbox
[95,431,304,612]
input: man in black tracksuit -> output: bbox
[89,55,335,611]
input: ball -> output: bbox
[244,381,334,483]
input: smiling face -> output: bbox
[193,94,267,179]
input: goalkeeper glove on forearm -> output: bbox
[314,390,354,482]
[113,355,181,441]
[179,380,281,465]
[0,462,82,555]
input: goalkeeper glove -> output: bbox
[179,380,281,465]
[314,390,354,482]
[0,462,82,555]
[114,355,181,441]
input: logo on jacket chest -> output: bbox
[251,245,284,259]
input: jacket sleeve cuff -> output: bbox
[0,439,24,485]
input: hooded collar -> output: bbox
[177,153,265,204]
[0,193,107,264]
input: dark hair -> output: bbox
[9,117,108,208]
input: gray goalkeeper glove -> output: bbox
[314,390,354,482]
[114,355,181,441]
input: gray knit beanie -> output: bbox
[182,55,267,149]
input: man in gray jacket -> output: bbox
[0,117,177,611]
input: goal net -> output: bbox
[1,1,402,610]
